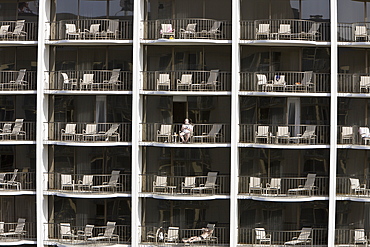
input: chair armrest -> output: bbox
[177,79,181,83]
[298,185,304,188]
[199,184,205,187]
[297,134,302,137]
[266,183,271,188]
[292,237,298,240]
[98,233,104,236]
[84,29,90,32]
[77,230,84,234]
[361,184,367,189]
[102,182,108,185]
[180,28,185,32]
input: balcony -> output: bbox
[336,177,370,199]
[337,126,370,146]
[141,226,229,245]
[239,124,330,146]
[337,73,370,94]
[49,19,133,41]
[0,121,35,142]
[142,71,231,92]
[45,223,131,245]
[143,19,231,41]
[45,172,131,197]
[336,229,370,246]
[46,70,132,92]
[238,228,327,246]
[239,176,329,199]
[240,19,329,42]
[0,70,36,92]
[240,72,330,94]
[45,122,132,144]
[141,123,231,144]
[0,20,38,41]
[141,174,230,199]
[338,22,370,42]
[0,221,36,244]
[0,171,35,194]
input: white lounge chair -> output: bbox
[100,123,120,141]
[153,175,168,193]
[354,229,369,245]
[83,124,98,141]
[249,177,262,194]
[284,228,312,246]
[341,126,353,144]
[61,73,78,90]
[0,123,12,140]
[61,123,76,141]
[77,224,94,240]
[180,23,197,38]
[297,71,314,92]
[193,124,222,143]
[256,23,270,39]
[80,74,94,90]
[355,26,368,42]
[0,25,10,39]
[200,21,222,39]
[8,69,27,90]
[65,23,80,39]
[0,218,26,238]
[298,22,321,40]
[60,223,76,240]
[360,76,370,93]
[106,19,119,39]
[5,169,21,190]
[297,125,316,144]
[278,24,292,40]
[87,221,119,243]
[191,172,218,195]
[192,70,219,91]
[92,170,121,192]
[102,69,121,90]
[288,174,317,196]
[156,74,170,91]
[276,126,290,143]
[157,124,172,142]
[359,127,370,145]
[8,119,25,140]
[177,74,192,91]
[78,175,94,191]
[181,177,196,194]
[84,24,100,39]
[256,74,269,91]
[255,228,271,244]
[164,227,179,243]
[349,178,367,195]
[10,20,26,40]
[61,174,74,190]
[265,178,281,195]
[255,126,270,143]
[160,24,175,38]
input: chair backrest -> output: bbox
[205,172,218,187]
[342,126,353,136]
[207,70,219,85]
[250,177,261,188]
[355,229,366,241]
[60,223,71,235]
[256,74,267,85]
[108,20,119,32]
[106,123,120,136]
[277,126,289,136]
[103,222,116,237]
[82,175,94,186]
[279,24,291,34]
[301,71,313,85]
[186,23,197,32]
[360,76,370,87]
[355,26,367,36]
[359,127,370,137]
[257,126,269,135]
[15,218,26,233]
[0,222,4,233]
[61,73,69,84]
[258,24,270,33]
[270,178,281,188]
[13,20,25,35]
[65,124,76,134]
[159,124,172,135]
[255,228,267,240]
[155,176,167,186]
[350,178,360,189]
[167,227,179,239]
[9,169,18,182]
[85,124,97,134]
[2,123,12,133]
[303,174,316,188]
[61,174,72,185]
[108,170,120,185]
[302,125,316,138]
[210,21,221,32]
[82,74,94,84]
[273,75,285,85]
[65,24,76,34]
[180,74,192,84]
[89,24,100,33]
[184,177,196,187]
[12,119,23,134]
[0,25,10,35]
[297,228,312,241]
[161,24,173,33]
[84,225,94,236]
[208,124,222,136]
[108,69,121,83]
[158,74,170,84]
[14,69,26,84]
[309,22,321,34]
[0,173,5,183]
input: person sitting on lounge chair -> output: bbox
[182,227,213,243]
[180,119,193,143]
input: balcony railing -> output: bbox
[46,70,132,91]
[0,221,36,242]
[0,21,38,41]
[143,19,231,40]
[45,223,131,244]
[336,177,370,197]
[0,70,36,91]
[240,19,329,41]
[0,121,36,141]
[141,226,229,245]
[239,176,329,197]
[337,73,370,94]
[142,71,231,92]
[338,22,370,42]
[45,172,131,194]
[239,124,330,145]
[337,125,370,145]
[45,122,132,143]
[238,228,327,246]
[0,171,35,191]
[141,123,231,143]
[240,72,330,93]
[141,174,230,195]
[49,19,133,40]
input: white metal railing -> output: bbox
[141,174,230,195]
[0,121,36,141]
[338,22,370,42]
[0,221,36,242]
[46,70,132,91]
[240,72,330,93]
[239,124,330,145]
[337,73,370,93]
[239,176,329,197]
[335,229,370,245]
[45,122,132,142]
[141,123,230,143]
[238,228,327,246]
[0,171,35,191]
[0,71,36,91]
[141,226,229,245]
[143,19,231,40]
[45,223,131,244]
[45,172,131,194]
[49,19,133,40]
[240,19,329,41]
[0,21,38,41]
[142,71,231,91]
[336,177,370,197]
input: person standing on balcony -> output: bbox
[180,118,193,143]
